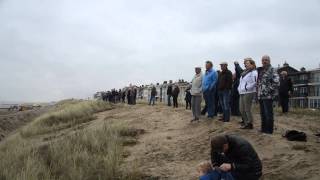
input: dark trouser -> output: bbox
[203,87,216,118]
[218,90,231,121]
[279,95,289,113]
[231,93,241,116]
[259,99,274,134]
[173,96,178,108]
[201,105,207,115]
[167,95,172,106]
[186,100,191,109]
[149,96,156,105]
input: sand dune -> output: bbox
[99,103,320,180]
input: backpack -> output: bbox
[283,130,307,142]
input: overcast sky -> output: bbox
[1,0,320,102]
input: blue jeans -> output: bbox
[259,99,274,134]
[203,87,216,118]
[149,96,156,105]
[218,90,231,121]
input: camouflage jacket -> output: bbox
[257,65,280,100]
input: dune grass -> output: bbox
[20,100,113,137]
[0,100,141,180]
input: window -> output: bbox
[310,99,320,108]
[315,86,320,96]
[300,74,307,80]
[300,87,307,95]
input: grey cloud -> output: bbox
[0,0,319,102]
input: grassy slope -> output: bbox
[0,100,139,180]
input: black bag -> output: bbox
[283,130,307,142]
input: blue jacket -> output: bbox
[202,68,218,92]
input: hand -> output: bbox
[219,163,232,172]
[198,170,205,177]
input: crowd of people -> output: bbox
[187,55,293,134]
[190,55,294,180]
[101,55,294,180]
[101,86,138,105]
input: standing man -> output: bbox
[127,87,132,105]
[202,61,218,118]
[257,55,280,134]
[231,61,243,116]
[190,67,203,122]
[217,62,233,122]
[172,85,180,108]
[149,86,157,106]
[185,87,192,110]
[167,80,173,106]
[133,87,137,105]
[279,71,293,113]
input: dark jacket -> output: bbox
[185,89,192,101]
[218,69,233,91]
[151,87,157,97]
[172,86,180,97]
[279,77,293,97]
[167,85,173,95]
[211,135,262,180]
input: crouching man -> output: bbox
[210,135,262,180]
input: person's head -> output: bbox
[197,161,212,176]
[169,80,172,84]
[220,62,228,71]
[210,135,229,154]
[261,55,271,68]
[205,61,213,71]
[244,58,256,70]
[280,71,288,77]
[195,67,201,74]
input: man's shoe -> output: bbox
[240,124,253,129]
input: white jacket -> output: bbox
[190,73,203,96]
[238,70,258,94]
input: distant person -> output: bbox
[197,161,234,180]
[111,89,116,103]
[167,80,173,106]
[172,85,180,108]
[231,61,243,116]
[217,62,233,122]
[133,87,137,105]
[257,55,280,134]
[202,61,218,118]
[127,88,132,105]
[185,87,192,110]
[279,71,293,113]
[149,86,157,106]
[211,135,262,180]
[238,58,258,129]
[215,70,223,116]
[122,90,126,103]
[191,67,203,122]
[118,89,122,102]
